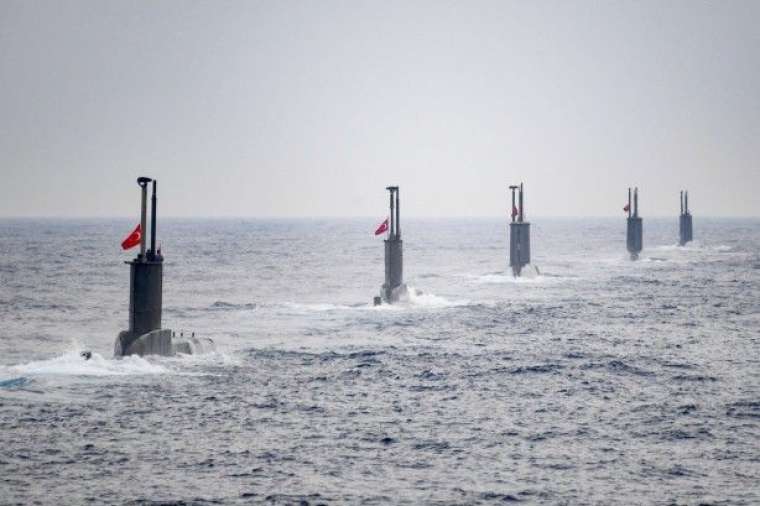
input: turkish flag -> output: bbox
[121,224,142,250]
[511,206,519,219]
[374,218,389,236]
[623,204,630,213]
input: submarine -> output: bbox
[626,187,643,260]
[114,177,212,357]
[508,183,531,277]
[375,185,408,304]
[678,190,693,246]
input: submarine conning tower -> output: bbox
[114,178,212,357]
[679,190,693,246]
[508,183,531,276]
[381,185,406,303]
[115,177,167,356]
[626,187,643,260]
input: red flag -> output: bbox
[511,206,519,219]
[121,224,142,250]
[623,204,630,213]
[374,218,389,236]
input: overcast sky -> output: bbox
[0,0,757,218]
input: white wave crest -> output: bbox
[281,302,355,312]
[467,266,551,284]
[405,287,470,308]
[4,350,168,377]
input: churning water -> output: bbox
[1,218,759,505]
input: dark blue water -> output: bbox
[1,218,759,504]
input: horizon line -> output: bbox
[1,214,759,220]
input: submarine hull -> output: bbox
[115,329,214,357]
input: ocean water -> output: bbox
[1,217,759,505]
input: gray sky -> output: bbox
[1,0,758,218]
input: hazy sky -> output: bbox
[1,0,758,218]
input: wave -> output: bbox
[163,349,242,368]
[466,268,563,284]
[0,376,35,389]
[679,242,731,252]
[278,289,470,312]
[404,287,470,308]
[210,301,257,311]
[651,242,733,254]
[0,350,168,378]
[281,302,357,312]
[639,256,669,263]
[472,273,544,284]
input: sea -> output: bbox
[0,217,758,505]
